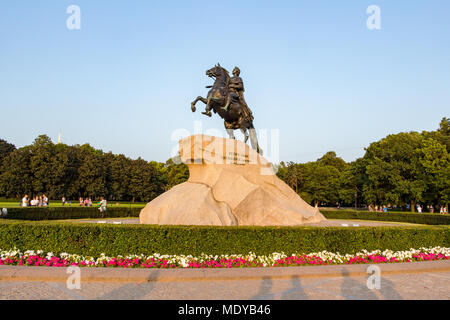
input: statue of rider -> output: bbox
[222,67,253,122]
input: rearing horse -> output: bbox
[190,64,262,154]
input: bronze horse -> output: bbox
[190,64,262,154]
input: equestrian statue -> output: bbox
[191,64,262,154]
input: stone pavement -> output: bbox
[0,261,449,300]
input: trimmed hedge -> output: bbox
[2,207,141,220]
[0,220,448,256]
[321,210,450,226]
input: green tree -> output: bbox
[339,158,367,208]
[0,139,16,165]
[149,161,168,197]
[274,161,288,181]
[363,132,425,210]
[0,146,33,197]
[298,161,340,206]
[417,137,450,206]
[317,151,347,172]
[48,144,79,199]
[423,117,450,152]
[164,157,189,190]
[437,117,450,151]
[276,161,302,193]
[29,135,56,195]
[105,153,131,200]
[128,158,159,202]
[72,150,107,198]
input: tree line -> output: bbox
[276,118,449,210]
[0,118,448,209]
[0,135,188,202]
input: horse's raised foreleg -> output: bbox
[191,96,207,112]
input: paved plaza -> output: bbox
[1,261,448,300]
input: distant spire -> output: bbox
[57,131,61,144]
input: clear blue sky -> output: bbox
[1,1,449,163]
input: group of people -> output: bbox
[415,204,448,214]
[419,204,448,214]
[368,203,448,214]
[21,195,108,216]
[78,197,107,217]
[21,194,48,207]
[368,205,389,213]
[79,197,93,207]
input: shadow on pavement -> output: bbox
[340,268,378,300]
[340,267,403,300]
[251,275,309,300]
[95,269,161,300]
[251,276,276,300]
[379,276,403,300]
[280,275,308,300]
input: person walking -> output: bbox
[42,194,48,207]
[98,197,107,218]
[62,196,66,206]
[22,195,29,207]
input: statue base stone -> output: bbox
[139,135,326,226]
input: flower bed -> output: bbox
[0,247,448,269]
[2,220,449,257]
